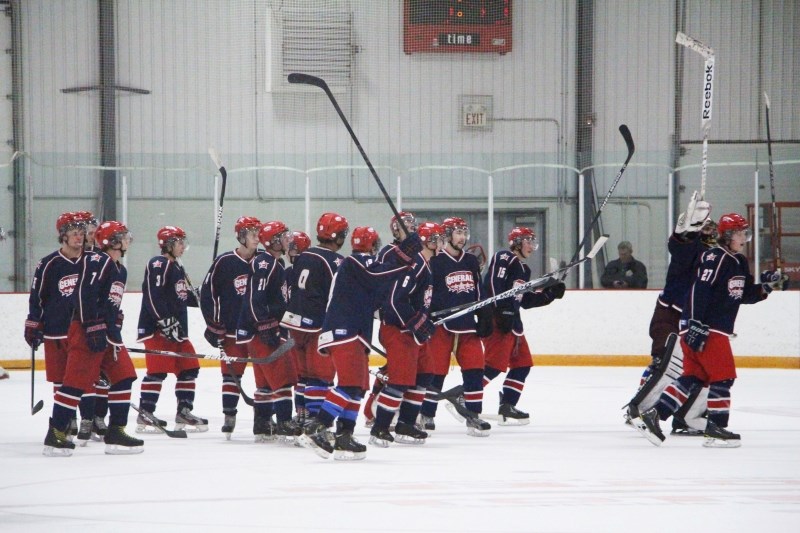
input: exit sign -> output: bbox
[460,96,492,131]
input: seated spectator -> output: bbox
[601,241,648,289]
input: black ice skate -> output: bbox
[91,416,108,441]
[368,425,395,448]
[465,415,491,437]
[104,425,144,455]
[76,418,93,446]
[222,413,236,440]
[333,429,366,461]
[275,419,303,445]
[299,420,334,458]
[136,410,167,434]
[671,417,703,437]
[498,395,530,426]
[394,421,428,444]
[43,419,76,457]
[417,414,436,431]
[631,407,666,447]
[702,421,741,448]
[253,415,276,443]
[175,404,209,433]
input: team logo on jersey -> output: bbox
[424,285,433,308]
[151,259,163,269]
[445,271,475,294]
[499,253,511,261]
[108,281,125,307]
[728,276,745,300]
[258,259,269,270]
[58,274,79,297]
[90,253,102,262]
[705,252,717,262]
[175,279,189,301]
[513,279,525,302]
[233,274,248,295]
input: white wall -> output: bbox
[4,290,797,363]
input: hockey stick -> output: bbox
[764,92,782,270]
[560,124,634,281]
[228,368,255,407]
[431,384,479,420]
[30,345,43,415]
[676,32,714,198]
[130,403,188,438]
[208,148,228,260]
[431,235,608,322]
[126,337,295,365]
[287,73,410,236]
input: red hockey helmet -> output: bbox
[259,221,290,249]
[157,225,187,248]
[417,222,445,246]
[390,211,417,240]
[56,212,82,234]
[289,231,311,254]
[717,213,751,243]
[73,210,99,227]
[95,221,131,250]
[234,216,262,242]
[351,226,381,253]
[508,227,539,251]
[316,212,349,241]
[442,216,470,240]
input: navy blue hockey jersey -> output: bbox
[200,249,253,335]
[281,246,343,332]
[382,252,432,330]
[657,231,710,311]
[137,255,199,342]
[236,251,287,342]
[27,250,81,339]
[680,246,767,335]
[430,249,483,333]
[319,249,409,351]
[72,251,127,345]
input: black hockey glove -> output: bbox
[116,309,125,329]
[204,321,226,347]
[396,233,423,264]
[761,270,790,293]
[495,307,515,333]
[157,316,182,343]
[545,281,566,300]
[684,319,709,352]
[474,305,494,338]
[405,311,435,344]
[256,318,282,348]
[24,318,44,349]
[83,318,108,353]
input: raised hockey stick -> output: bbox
[208,148,228,260]
[676,32,714,198]
[764,92,782,270]
[130,403,188,438]
[431,235,608,322]
[287,73,410,236]
[30,345,43,415]
[560,124,634,282]
[126,337,295,365]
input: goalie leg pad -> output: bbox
[627,333,683,416]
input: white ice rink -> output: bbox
[1,365,798,533]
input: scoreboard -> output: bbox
[403,0,512,54]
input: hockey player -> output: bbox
[302,226,417,460]
[369,221,441,447]
[25,213,85,441]
[625,193,716,434]
[479,227,565,429]
[136,226,208,434]
[43,221,143,456]
[281,212,348,423]
[200,216,261,438]
[362,211,419,426]
[284,230,311,419]
[418,216,493,433]
[236,221,300,442]
[73,210,110,441]
[632,213,789,448]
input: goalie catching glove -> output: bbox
[157,316,182,343]
[684,319,709,352]
[675,191,711,234]
[761,270,790,293]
